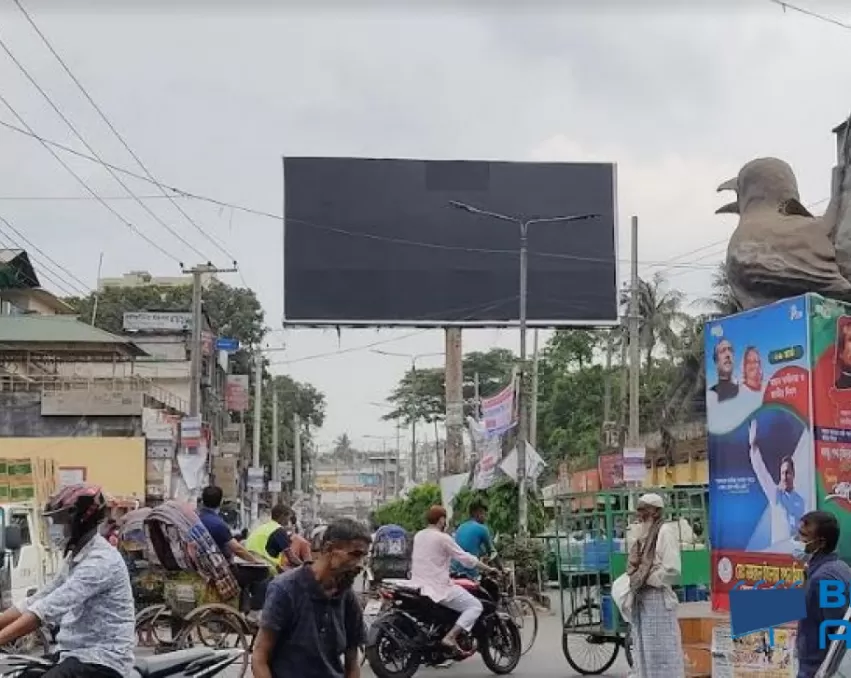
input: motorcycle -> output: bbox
[0,648,244,678]
[365,572,522,678]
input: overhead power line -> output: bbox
[0,29,209,262]
[11,0,237,266]
[769,0,851,31]
[0,223,80,296]
[0,94,180,263]
[0,213,90,294]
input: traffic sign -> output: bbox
[216,337,240,353]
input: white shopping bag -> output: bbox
[612,573,633,623]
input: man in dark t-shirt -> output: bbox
[198,486,264,565]
[251,519,371,678]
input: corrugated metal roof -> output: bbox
[0,315,146,355]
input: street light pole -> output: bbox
[372,350,444,485]
[448,201,598,535]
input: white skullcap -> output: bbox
[638,493,664,508]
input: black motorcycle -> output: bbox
[0,648,244,678]
[365,573,522,678]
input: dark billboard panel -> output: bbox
[283,157,618,327]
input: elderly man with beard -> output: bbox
[626,493,684,678]
[252,518,371,678]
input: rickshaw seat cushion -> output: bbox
[134,648,212,677]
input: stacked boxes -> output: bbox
[0,457,57,504]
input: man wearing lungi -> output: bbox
[626,493,685,677]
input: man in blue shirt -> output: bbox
[198,486,264,565]
[795,511,851,677]
[452,500,495,579]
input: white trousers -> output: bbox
[441,584,484,632]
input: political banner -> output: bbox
[810,296,851,562]
[706,296,815,609]
[480,383,516,438]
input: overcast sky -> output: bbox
[0,0,848,450]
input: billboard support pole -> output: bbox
[628,216,641,446]
[445,327,464,474]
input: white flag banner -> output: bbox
[469,418,502,490]
[480,383,516,438]
[500,442,547,484]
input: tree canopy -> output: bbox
[64,280,326,468]
[380,269,735,479]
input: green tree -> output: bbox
[259,374,326,467]
[382,348,516,425]
[64,280,265,375]
[373,483,442,532]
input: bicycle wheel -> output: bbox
[561,603,620,675]
[179,609,250,678]
[504,596,538,656]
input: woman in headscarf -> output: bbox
[626,493,685,677]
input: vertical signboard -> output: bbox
[225,375,250,412]
[706,296,814,611]
[810,295,851,561]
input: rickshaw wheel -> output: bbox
[561,603,620,675]
[135,604,176,648]
[177,605,251,678]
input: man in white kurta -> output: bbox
[410,506,494,653]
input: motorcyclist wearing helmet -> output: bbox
[0,484,135,678]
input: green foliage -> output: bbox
[382,348,516,425]
[65,280,265,375]
[372,483,442,533]
[451,480,545,537]
[64,281,325,468]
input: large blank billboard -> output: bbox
[283,157,618,328]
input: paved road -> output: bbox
[211,603,631,678]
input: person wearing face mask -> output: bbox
[409,505,497,656]
[626,493,684,678]
[793,511,851,678]
[251,518,371,678]
[0,484,135,678]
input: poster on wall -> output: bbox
[810,295,851,561]
[706,296,814,609]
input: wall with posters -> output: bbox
[706,296,815,610]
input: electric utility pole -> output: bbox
[449,201,599,535]
[628,216,641,447]
[251,349,263,524]
[271,385,280,506]
[184,262,237,417]
[529,329,540,448]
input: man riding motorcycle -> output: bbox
[409,506,497,657]
[0,483,135,678]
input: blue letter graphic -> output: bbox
[820,581,846,608]
[819,620,851,649]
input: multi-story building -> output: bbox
[98,270,215,291]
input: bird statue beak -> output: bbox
[717,177,738,193]
[716,177,739,214]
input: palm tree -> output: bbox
[701,262,742,318]
[621,272,689,374]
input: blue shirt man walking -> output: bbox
[795,511,851,678]
[451,500,495,579]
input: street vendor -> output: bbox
[626,492,685,678]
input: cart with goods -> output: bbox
[132,500,267,678]
[553,486,709,675]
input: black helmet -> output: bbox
[45,483,108,549]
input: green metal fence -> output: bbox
[545,486,710,634]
